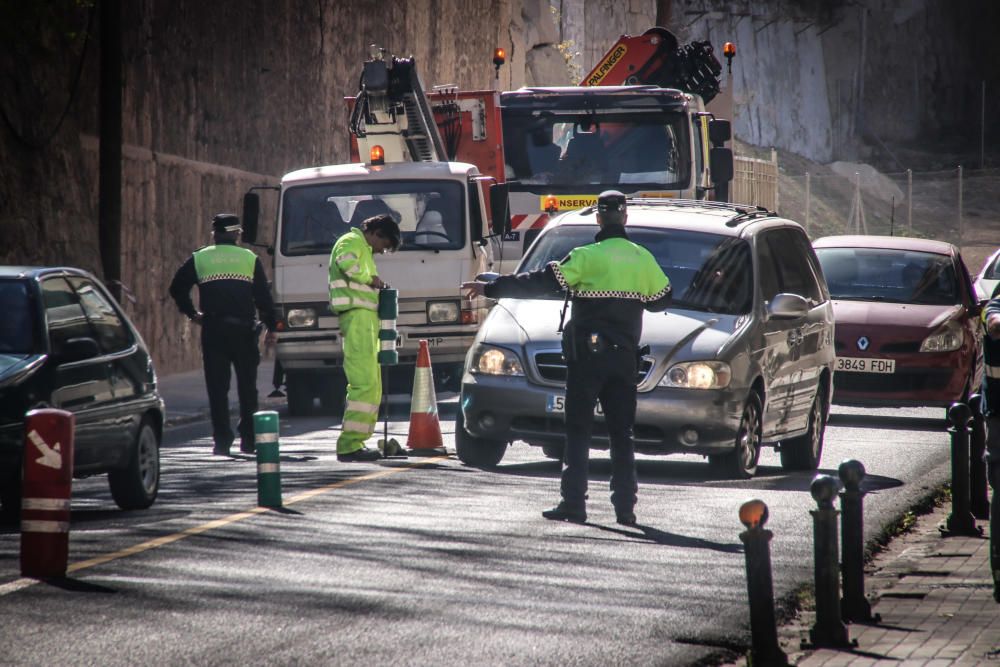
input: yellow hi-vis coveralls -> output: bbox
[329,228,382,455]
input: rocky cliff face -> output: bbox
[1,0,993,375]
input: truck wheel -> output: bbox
[109,420,160,510]
[455,409,507,468]
[286,372,314,416]
[780,386,827,471]
[708,392,762,479]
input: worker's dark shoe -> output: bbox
[542,502,587,523]
[267,388,285,398]
[337,447,382,462]
[213,444,231,456]
[239,442,255,454]
[615,510,637,527]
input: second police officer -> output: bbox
[463,191,671,525]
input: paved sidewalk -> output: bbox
[745,501,1000,666]
[159,359,285,427]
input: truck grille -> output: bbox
[534,351,654,386]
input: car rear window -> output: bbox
[519,225,753,314]
[815,247,959,305]
[0,280,36,354]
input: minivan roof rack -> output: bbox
[621,197,774,225]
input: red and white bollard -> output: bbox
[20,408,74,578]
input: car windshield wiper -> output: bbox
[831,295,888,301]
[668,298,711,312]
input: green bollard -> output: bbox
[253,411,282,508]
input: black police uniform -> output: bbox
[169,214,277,455]
[482,191,671,524]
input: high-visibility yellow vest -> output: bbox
[328,228,379,313]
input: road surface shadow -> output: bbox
[828,412,946,432]
[580,522,744,553]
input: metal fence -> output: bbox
[779,166,1000,265]
[732,150,779,212]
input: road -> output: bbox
[0,397,952,665]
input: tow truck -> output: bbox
[242,50,508,416]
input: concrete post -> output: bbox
[808,475,852,649]
[738,499,788,666]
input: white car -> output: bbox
[974,248,1000,301]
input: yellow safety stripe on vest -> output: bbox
[346,400,379,415]
[329,279,377,294]
[329,297,378,310]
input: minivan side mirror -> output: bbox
[489,183,511,236]
[242,192,260,245]
[56,337,100,363]
[767,293,809,319]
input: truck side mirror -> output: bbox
[489,183,511,236]
[242,192,260,245]
[710,147,734,184]
[708,118,731,147]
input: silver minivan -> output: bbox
[457,199,835,479]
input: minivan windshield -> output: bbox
[815,247,959,305]
[280,180,464,256]
[0,280,36,354]
[519,225,753,314]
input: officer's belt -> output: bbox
[204,314,256,328]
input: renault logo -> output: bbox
[857,336,870,351]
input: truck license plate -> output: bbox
[835,357,896,373]
[546,395,604,415]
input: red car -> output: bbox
[813,235,984,408]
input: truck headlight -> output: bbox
[471,345,524,376]
[427,300,460,323]
[659,361,732,389]
[285,308,317,328]
[920,320,963,352]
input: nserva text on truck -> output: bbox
[241,48,511,417]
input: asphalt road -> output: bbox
[0,398,952,666]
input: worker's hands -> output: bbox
[262,330,278,357]
[371,276,388,290]
[461,281,487,299]
[987,313,1000,340]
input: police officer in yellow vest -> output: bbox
[463,191,671,525]
[329,214,401,462]
[170,213,277,456]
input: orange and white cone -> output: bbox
[406,339,447,456]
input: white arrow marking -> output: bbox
[28,430,62,469]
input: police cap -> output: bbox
[211,213,242,233]
[596,190,627,214]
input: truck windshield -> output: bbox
[280,180,465,256]
[0,280,36,354]
[502,111,690,190]
[518,225,752,314]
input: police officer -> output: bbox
[329,213,401,462]
[463,191,671,525]
[983,287,1000,495]
[169,213,278,456]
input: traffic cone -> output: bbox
[406,339,447,456]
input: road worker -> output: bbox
[463,191,671,525]
[329,214,401,461]
[169,213,277,456]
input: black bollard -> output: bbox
[987,414,1000,603]
[969,395,990,520]
[738,499,788,666]
[943,402,980,537]
[807,475,853,649]
[838,460,879,624]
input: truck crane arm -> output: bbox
[581,27,723,104]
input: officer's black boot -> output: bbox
[542,502,587,523]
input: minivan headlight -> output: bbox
[471,345,524,376]
[286,308,317,328]
[919,320,963,352]
[659,361,732,389]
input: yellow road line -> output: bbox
[0,456,446,597]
